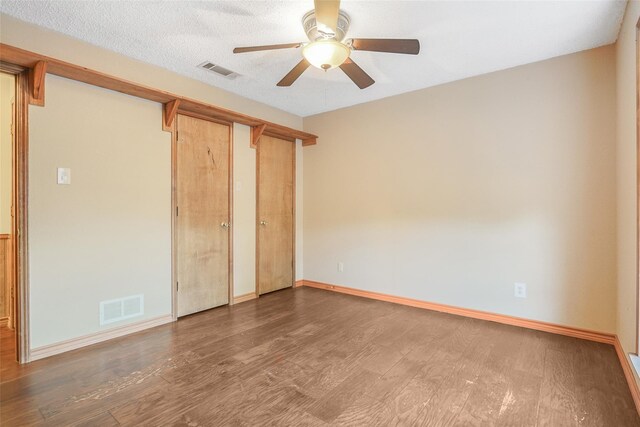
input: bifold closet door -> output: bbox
[257,135,294,295]
[176,114,231,317]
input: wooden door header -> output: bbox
[0,43,317,146]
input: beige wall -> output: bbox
[1,15,306,350]
[296,142,304,281]
[303,45,618,333]
[0,73,13,235]
[616,0,640,373]
[233,123,256,297]
[29,75,171,348]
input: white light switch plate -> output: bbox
[57,168,71,185]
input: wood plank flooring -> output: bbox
[1,287,638,426]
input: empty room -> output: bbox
[1,0,640,425]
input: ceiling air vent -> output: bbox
[198,61,239,79]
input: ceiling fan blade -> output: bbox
[350,38,420,55]
[339,58,375,89]
[277,59,311,87]
[314,0,340,35]
[233,43,303,54]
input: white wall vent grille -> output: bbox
[100,294,144,325]
[198,61,239,79]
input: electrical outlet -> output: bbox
[338,262,344,273]
[514,282,527,298]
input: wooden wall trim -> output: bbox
[233,292,258,305]
[28,60,46,106]
[0,43,318,144]
[250,124,267,148]
[30,314,174,361]
[297,280,617,344]
[1,235,14,330]
[162,99,180,131]
[615,337,640,416]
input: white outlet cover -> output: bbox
[57,167,71,185]
[514,282,527,298]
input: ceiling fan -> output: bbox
[232,0,420,89]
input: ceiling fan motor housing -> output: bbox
[302,9,351,42]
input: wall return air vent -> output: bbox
[198,61,239,79]
[100,294,144,325]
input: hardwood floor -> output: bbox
[1,287,638,426]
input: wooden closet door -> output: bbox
[176,115,231,317]
[257,135,294,295]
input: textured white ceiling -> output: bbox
[0,1,627,116]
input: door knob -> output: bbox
[220,222,230,228]
[260,220,268,226]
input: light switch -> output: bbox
[57,168,71,185]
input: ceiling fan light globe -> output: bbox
[302,40,350,70]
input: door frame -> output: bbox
[636,17,640,355]
[255,135,296,296]
[0,62,30,363]
[171,112,234,319]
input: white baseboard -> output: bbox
[29,314,174,362]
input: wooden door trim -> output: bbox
[255,140,260,296]
[175,110,234,128]
[636,18,640,355]
[173,114,233,318]
[255,137,296,296]
[0,64,30,363]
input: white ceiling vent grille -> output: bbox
[100,294,144,325]
[198,61,239,79]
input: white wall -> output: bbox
[303,45,617,333]
[616,0,640,376]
